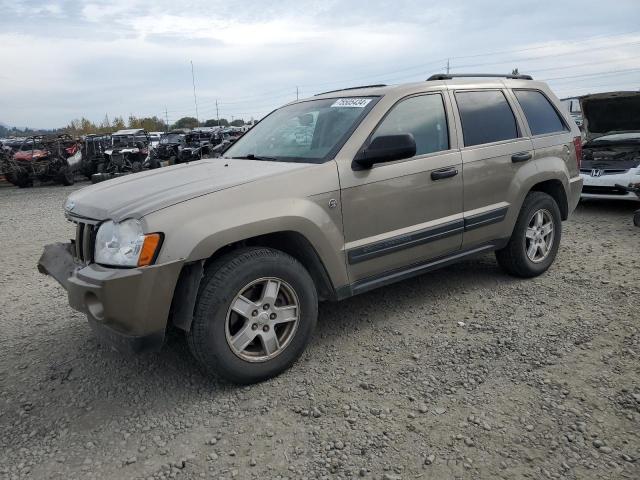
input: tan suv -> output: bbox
[39,73,583,384]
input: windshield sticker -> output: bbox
[331,98,372,108]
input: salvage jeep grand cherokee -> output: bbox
[38,74,583,384]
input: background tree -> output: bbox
[203,118,229,127]
[171,117,200,129]
[111,116,126,130]
[128,115,166,132]
[230,119,245,127]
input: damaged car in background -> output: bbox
[580,91,640,201]
[147,129,215,168]
[4,134,82,188]
[91,129,150,183]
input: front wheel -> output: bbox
[187,247,318,384]
[496,191,562,278]
[633,210,640,228]
[57,166,75,186]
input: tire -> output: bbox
[496,191,562,278]
[187,247,318,384]
[13,168,32,188]
[633,211,640,228]
[58,166,75,186]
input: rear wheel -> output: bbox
[496,191,561,278]
[634,210,640,228]
[187,247,317,384]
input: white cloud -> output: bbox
[0,0,638,128]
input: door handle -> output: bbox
[431,167,458,181]
[511,151,532,163]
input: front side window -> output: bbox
[372,94,449,156]
[455,90,520,147]
[514,90,568,136]
[224,97,377,163]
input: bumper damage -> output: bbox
[38,242,183,353]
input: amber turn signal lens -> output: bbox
[137,233,161,267]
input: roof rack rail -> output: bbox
[314,84,387,96]
[427,73,533,81]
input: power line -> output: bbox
[543,67,640,82]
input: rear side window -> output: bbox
[372,94,449,156]
[514,90,568,136]
[455,90,520,146]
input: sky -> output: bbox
[1,0,639,129]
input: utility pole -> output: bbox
[190,60,199,125]
[296,86,299,101]
[446,58,450,74]
[215,100,220,126]
[164,107,169,132]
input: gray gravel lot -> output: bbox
[0,181,639,480]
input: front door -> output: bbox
[338,92,464,283]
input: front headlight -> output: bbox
[95,219,161,267]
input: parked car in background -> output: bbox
[39,74,582,384]
[92,129,150,183]
[579,91,640,201]
[148,132,163,149]
[561,97,583,128]
[5,134,82,187]
[148,130,186,167]
[80,134,110,179]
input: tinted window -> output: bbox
[455,91,519,146]
[372,94,449,156]
[515,90,567,136]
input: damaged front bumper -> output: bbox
[38,242,183,353]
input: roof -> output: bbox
[112,128,147,135]
[310,75,545,102]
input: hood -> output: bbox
[66,158,310,222]
[580,91,640,142]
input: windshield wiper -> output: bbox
[230,154,279,161]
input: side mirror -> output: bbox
[353,134,416,170]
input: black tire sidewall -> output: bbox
[191,249,317,384]
[513,193,562,276]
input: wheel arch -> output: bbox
[529,178,569,220]
[169,230,338,333]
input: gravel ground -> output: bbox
[0,181,639,480]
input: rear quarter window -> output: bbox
[455,90,520,147]
[514,90,568,136]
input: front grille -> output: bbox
[580,168,629,176]
[582,185,629,196]
[73,222,96,263]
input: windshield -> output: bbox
[224,97,377,163]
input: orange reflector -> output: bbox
[137,233,161,267]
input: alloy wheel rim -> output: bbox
[525,209,555,263]
[225,277,300,363]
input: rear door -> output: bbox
[339,92,464,282]
[512,88,575,176]
[449,89,534,248]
